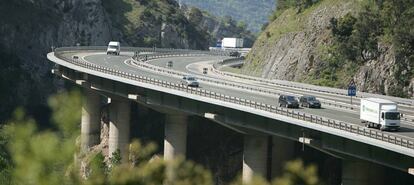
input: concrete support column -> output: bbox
[271,137,295,178]
[164,114,188,161]
[108,98,131,161]
[342,160,385,185]
[243,135,268,184]
[81,89,101,152]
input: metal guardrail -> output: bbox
[212,58,414,107]
[55,46,231,57]
[211,59,414,123]
[53,48,414,151]
[131,55,357,111]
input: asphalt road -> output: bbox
[69,52,414,138]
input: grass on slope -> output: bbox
[102,0,145,36]
[244,0,365,77]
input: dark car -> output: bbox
[229,51,240,57]
[166,61,173,68]
[278,95,299,108]
[299,95,321,108]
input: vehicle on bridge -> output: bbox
[181,75,199,87]
[299,95,321,108]
[229,51,240,57]
[107,41,120,55]
[279,95,299,108]
[360,98,401,131]
[166,61,173,68]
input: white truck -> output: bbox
[360,98,401,131]
[221,38,244,48]
[107,41,120,55]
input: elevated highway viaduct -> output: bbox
[48,47,414,185]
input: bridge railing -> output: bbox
[54,46,231,56]
[53,49,414,151]
[212,58,414,108]
[128,56,358,112]
[134,54,414,124]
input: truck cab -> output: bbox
[380,111,401,130]
[107,41,120,55]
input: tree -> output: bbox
[0,90,322,185]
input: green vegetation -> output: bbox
[102,0,207,48]
[246,0,414,97]
[0,90,322,184]
[313,0,414,96]
[181,0,275,33]
[246,0,329,75]
[186,7,257,47]
[270,0,321,21]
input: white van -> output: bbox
[107,41,120,55]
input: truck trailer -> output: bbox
[360,98,400,131]
[221,38,244,48]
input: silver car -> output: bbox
[182,75,199,87]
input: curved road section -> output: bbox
[47,48,414,164]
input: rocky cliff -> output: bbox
[183,6,256,47]
[243,0,414,98]
[0,0,212,123]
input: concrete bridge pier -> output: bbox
[243,135,268,184]
[271,137,295,178]
[163,114,188,161]
[108,98,131,161]
[342,160,385,185]
[81,89,101,152]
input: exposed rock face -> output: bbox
[244,1,354,80]
[243,0,414,97]
[183,5,256,47]
[56,0,112,46]
[0,0,212,122]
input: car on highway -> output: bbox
[229,51,240,57]
[181,75,199,87]
[166,61,173,68]
[203,68,208,74]
[299,95,321,108]
[107,41,120,55]
[279,95,299,108]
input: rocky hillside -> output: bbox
[180,0,275,33]
[183,6,256,47]
[0,0,238,123]
[243,0,414,98]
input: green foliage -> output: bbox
[230,159,321,185]
[270,0,320,20]
[110,149,122,167]
[0,90,321,184]
[181,0,275,33]
[273,160,319,185]
[324,0,414,95]
[186,7,256,47]
[2,91,81,185]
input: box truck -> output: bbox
[107,41,120,55]
[360,98,400,131]
[222,38,244,48]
